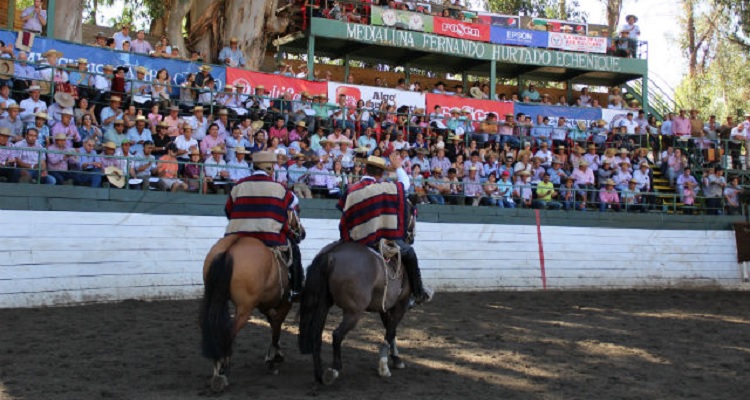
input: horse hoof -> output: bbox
[322,368,339,385]
[391,357,406,370]
[210,375,228,393]
[265,361,280,375]
[273,354,285,363]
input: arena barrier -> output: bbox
[0,206,742,308]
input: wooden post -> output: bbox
[46,0,56,38]
[489,60,496,100]
[306,35,315,80]
[7,0,16,31]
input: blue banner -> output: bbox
[515,103,602,131]
[0,29,226,95]
[490,27,548,48]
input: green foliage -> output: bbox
[675,39,750,118]
[713,0,750,48]
[487,0,587,23]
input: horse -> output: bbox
[298,204,417,384]
[199,215,304,392]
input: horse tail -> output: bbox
[200,250,235,360]
[298,249,333,355]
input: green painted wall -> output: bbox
[0,183,741,231]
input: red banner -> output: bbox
[426,93,514,129]
[433,17,491,42]
[226,68,328,101]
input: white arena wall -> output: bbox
[0,209,743,308]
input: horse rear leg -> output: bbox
[262,302,293,375]
[323,311,362,385]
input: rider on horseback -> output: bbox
[224,151,304,301]
[337,153,434,305]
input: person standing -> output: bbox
[21,0,47,33]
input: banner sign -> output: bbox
[426,93,514,129]
[601,108,632,129]
[328,82,426,111]
[521,17,587,35]
[548,32,607,54]
[515,103,602,132]
[337,22,640,74]
[0,29,227,96]
[477,13,520,28]
[490,27,548,47]
[433,17,490,42]
[371,5,434,32]
[226,68,327,100]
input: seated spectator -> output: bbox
[621,178,644,213]
[579,87,592,106]
[682,180,698,213]
[676,166,698,201]
[572,159,595,204]
[1,104,25,142]
[157,143,187,191]
[19,85,47,124]
[513,170,533,208]
[15,128,54,184]
[46,133,75,184]
[464,166,483,206]
[51,108,81,148]
[127,115,153,155]
[219,37,246,68]
[101,96,124,133]
[535,173,562,210]
[0,128,19,182]
[73,138,103,187]
[724,176,743,215]
[130,141,157,185]
[227,146,251,183]
[182,148,202,191]
[599,179,620,212]
[175,123,198,162]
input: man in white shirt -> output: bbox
[185,106,209,141]
[618,112,638,134]
[19,85,47,124]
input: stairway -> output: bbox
[620,76,682,123]
[653,168,697,214]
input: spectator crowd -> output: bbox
[0,2,744,215]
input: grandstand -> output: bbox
[0,0,747,216]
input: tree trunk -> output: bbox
[167,0,193,57]
[224,0,288,71]
[558,0,567,20]
[685,0,697,77]
[150,17,167,38]
[53,0,84,42]
[605,0,623,35]
[188,0,218,63]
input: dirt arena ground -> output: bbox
[1,290,749,400]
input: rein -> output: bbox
[377,239,402,312]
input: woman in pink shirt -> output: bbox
[599,179,620,212]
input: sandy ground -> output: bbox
[1,290,749,400]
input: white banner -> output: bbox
[601,108,631,129]
[547,32,607,54]
[327,82,426,111]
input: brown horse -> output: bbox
[298,207,417,384]
[199,234,294,392]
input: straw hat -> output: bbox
[134,115,147,123]
[252,151,277,164]
[605,179,615,186]
[210,146,225,154]
[0,59,13,80]
[365,155,387,169]
[110,95,122,103]
[199,65,213,72]
[0,128,11,137]
[157,121,170,128]
[517,170,531,177]
[42,49,63,59]
[578,159,589,166]
[54,92,75,108]
[217,109,229,116]
[104,166,126,188]
[6,104,25,112]
[26,85,41,92]
[53,133,67,141]
[192,105,204,112]
[102,141,117,150]
[135,66,148,74]
[576,121,587,131]
[251,120,264,130]
[296,121,307,128]
[60,108,74,116]
[619,148,629,154]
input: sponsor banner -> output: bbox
[426,93,514,129]
[515,103,602,132]
[548,32,607,54]
[226,68,327,100]
[490,27,548,47]
[521,17,587,35]
[433,17,490,42]
[328,82,426,111]
[477,13,520,28]
[601,108,631,129]
[0,29,227,96]
[371,5,434,32]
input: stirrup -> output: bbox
[288,290,302,303]
[413,286,434,305]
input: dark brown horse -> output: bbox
[200,227,301,392]
[298,207,417,384]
